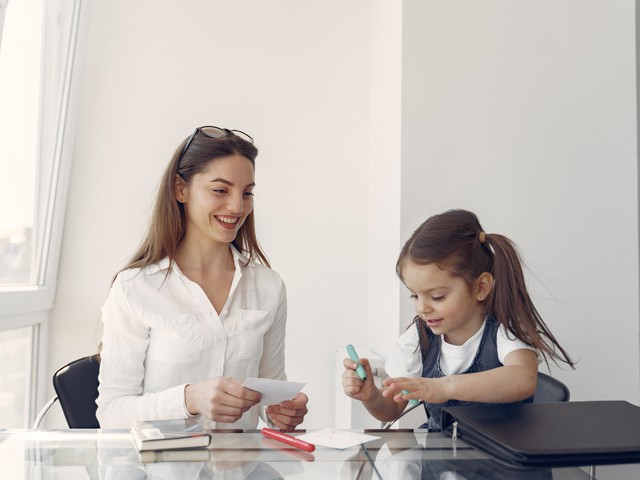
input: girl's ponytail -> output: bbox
[485,233,575,368]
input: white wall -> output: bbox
[46,0,371,428]
[45,0,640,429]
[367,1,403,362]
[401,0,639,403]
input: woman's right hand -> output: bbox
[184,377,262,423]
[342,357,376,403]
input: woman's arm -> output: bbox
[382,349,538,405]
[96,278,192,428]
[184,377,261,423]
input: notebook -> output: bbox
[441,401,640,467]
[131,417,211,451]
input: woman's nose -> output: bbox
[227,193,245,213]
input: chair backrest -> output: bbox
[533,371,570,403]
[53,355,101,428]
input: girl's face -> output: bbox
[402,260,491,346]
[174,154,255,246]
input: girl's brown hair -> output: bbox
[115,129,269,281]
[397,209,574,368]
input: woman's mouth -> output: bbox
[214,215,240,229]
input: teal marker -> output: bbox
[346,344,367,381]
[402,389,420,406]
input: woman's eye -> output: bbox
[212,189,227,194]
[244,191,254,197]
[432,295,445,302]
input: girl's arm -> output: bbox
[342,357,406,422]
[383,348,538,405]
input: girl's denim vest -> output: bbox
[419,316,533,431]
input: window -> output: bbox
[0,0,82,427]
[0,327,32,427]
[0,0,40,285]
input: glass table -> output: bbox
[1,428,638,479]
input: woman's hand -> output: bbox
[342,356,377,402]
[265,392,309,431]
[185,377,262,423]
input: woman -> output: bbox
[97,126,308,430]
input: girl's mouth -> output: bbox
[426,318,443,328]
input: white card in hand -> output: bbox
[242,378,305,405]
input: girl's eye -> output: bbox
[244,191,254,197]
[212,189,227,194]
[432,295,445,302]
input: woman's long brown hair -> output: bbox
[114,129,270,282]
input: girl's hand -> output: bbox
[382,350,539,406]
[185,377,262,423]
[382,376,451,404]
[265,392,309,431]
[342,357,376,402]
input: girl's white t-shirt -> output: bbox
[385,319,539,378]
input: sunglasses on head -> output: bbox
[178,125,254,162]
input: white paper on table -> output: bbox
[295,428,381,449]
[242,378,305,405]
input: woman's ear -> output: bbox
[174,174,186,203]
[474,272,494,302]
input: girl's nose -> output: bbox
[415,298,432,316]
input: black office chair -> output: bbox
[534,371,570,403]
[33,355,101,429]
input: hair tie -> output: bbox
[478,231,486,244]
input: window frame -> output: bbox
[0,0,83,425]
[0,1,7,52]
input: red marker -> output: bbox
[261,427,316,452]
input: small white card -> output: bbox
[295,428,381,449]
[242,378,305,405]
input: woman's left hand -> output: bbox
[265,392,309,431]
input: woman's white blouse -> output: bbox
[96,246,287,429]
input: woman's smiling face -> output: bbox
[175,153,255,246]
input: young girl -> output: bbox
[97,126,308,430]
[343,209,574,430]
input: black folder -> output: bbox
[441,401,640,467]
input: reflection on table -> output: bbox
[0,428,638,479]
